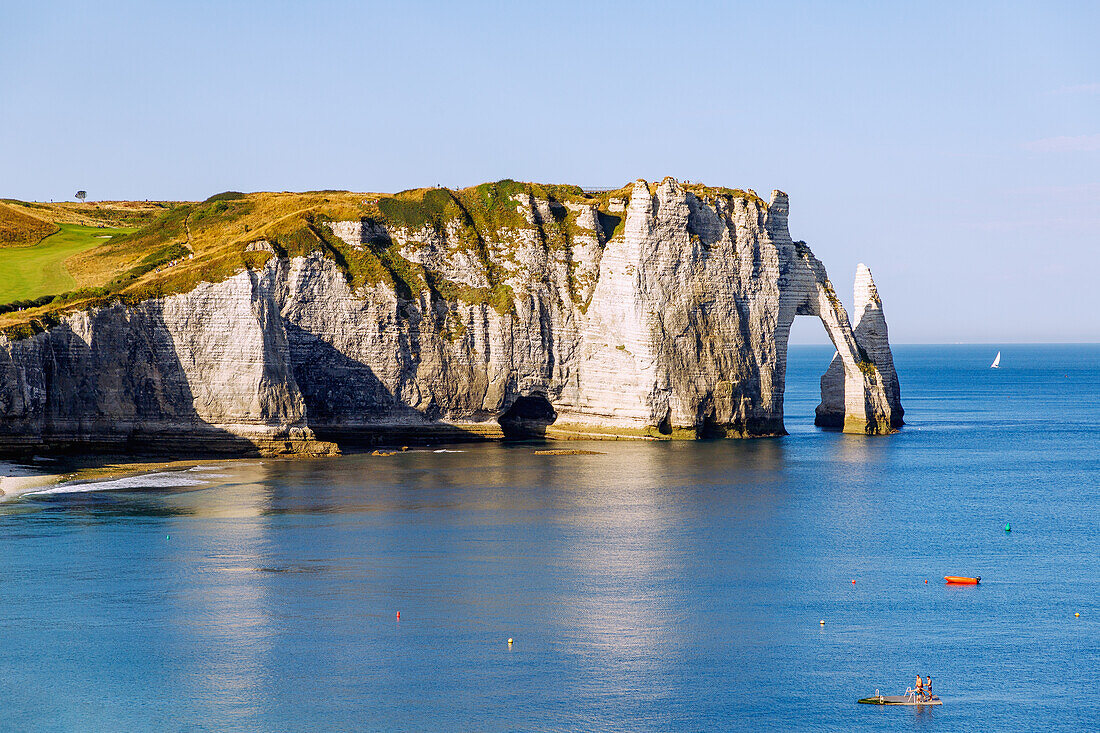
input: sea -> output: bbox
[0,344,1097,732]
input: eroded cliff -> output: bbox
[0,179,903,455]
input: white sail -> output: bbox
[991,351,1001,369]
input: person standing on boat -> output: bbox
[925,676,933,699]
[914,675,925,700]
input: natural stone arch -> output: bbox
[763,198,902,436]
[553,182,902,438]
[815,264,903,431]
[771,249,902,435]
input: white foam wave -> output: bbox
[433,449,464,453]
[25,472,209,496]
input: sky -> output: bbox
[1,1,1097,343]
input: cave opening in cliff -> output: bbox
[498,393,557,439]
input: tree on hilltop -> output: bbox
[76,190,86,203]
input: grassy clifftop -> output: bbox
[0,180,766,340]
[0,224,138,303]
[0,202,60,246]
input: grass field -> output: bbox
[0,223,135,303]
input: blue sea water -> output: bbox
[1,344,1097,732]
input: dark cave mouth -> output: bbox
[497,393,557,439]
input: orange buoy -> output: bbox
[944,576,981,585]
[396,611,401,620]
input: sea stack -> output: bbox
[815,264,904,432]
[0,179,905,454]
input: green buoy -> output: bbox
[1005,523,1011,533]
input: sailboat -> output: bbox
[990,351,1001,369]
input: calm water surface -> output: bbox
[1,345,1097,731]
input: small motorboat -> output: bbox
[944,576,981,584]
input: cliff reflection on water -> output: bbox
[171,478,274,723]
[0,345,1097,731]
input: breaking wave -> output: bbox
[25,471,212,496]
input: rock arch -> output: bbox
[550,181,903,438]
[814,264,903,432]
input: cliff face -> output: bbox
[815,264,904,432]
[0,179,903,455]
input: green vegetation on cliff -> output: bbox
[0,202,59,246]
[678,181,766,209]
[0,224,137,304]
[0,179,768,340]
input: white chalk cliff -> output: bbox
[0,179,903,455]
[815,263,903,431]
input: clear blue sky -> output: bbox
[2,1,1096,343]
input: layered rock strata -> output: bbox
[815,264,903,432]
[0,179,903,455]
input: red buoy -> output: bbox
[396,611,401,620]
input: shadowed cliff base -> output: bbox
[812,410,846,431]
[283,319,499,450]
[498,393,556,439]
[305,423,500,450]
[541,416,787,441]
[0,308,337,459]
[0,427,305,459]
